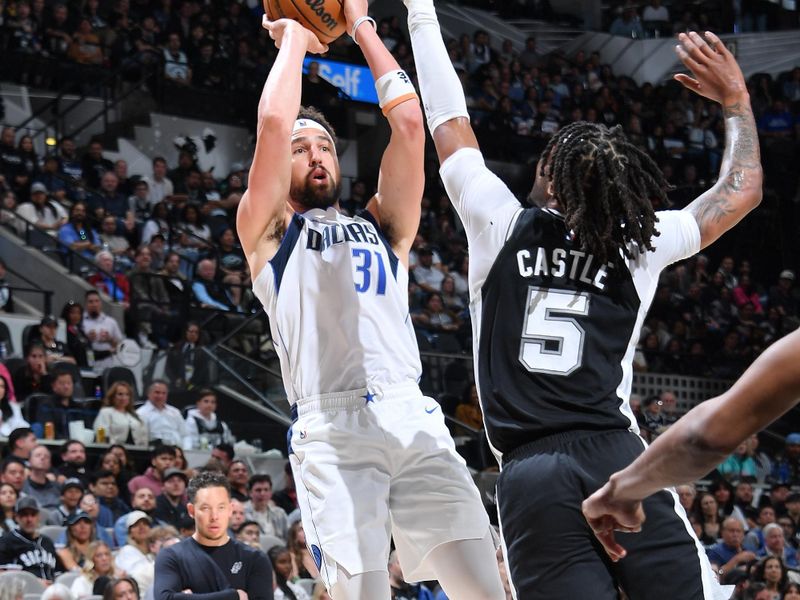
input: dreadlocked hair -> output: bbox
[539,121,669,266]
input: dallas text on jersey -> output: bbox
[515,246,614,291]
[306,221,381,252]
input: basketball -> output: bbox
[263,0,346,44]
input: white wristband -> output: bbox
[351,15,376,46]
[374,69,418,116]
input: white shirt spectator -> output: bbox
[142,176,173,208]
[82,309,124,371]
[16,199,67,235]
[244,500,289,540]
[93,407,149,446]
[183,408,235,449]
[163,48,189,82]
[413,264,445,292]
[0,401,29,436]
[137,400,185,446]
[642,3,669,22]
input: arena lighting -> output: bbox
[45,137,57,146]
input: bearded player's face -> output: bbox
[290,131,341,211]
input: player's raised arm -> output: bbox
[346,0,424,264]
[403,0,478,163]
[582,328,800,561]
[236,18,327,276]
[675,31,763,249]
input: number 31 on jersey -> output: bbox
[519,287,590,376]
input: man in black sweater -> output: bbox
[0,497,60,584]
[154,471,273,600]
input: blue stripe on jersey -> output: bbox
[270,214,304,293]
[357,209,399,279]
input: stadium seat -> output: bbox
[102,366,139,400]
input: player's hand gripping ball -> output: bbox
[263,0,346,44]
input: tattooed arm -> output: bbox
[674,31,763,249]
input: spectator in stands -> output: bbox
[191,258,239,312]
[58,201,101,261]
[455,384,483,432]
[229,498,246,534]
[642,0,669,34]
[61,301,90,368]
[411,293,461,346]
[56,510,98,570]
[13,341,52,399]
[745,505,777,553]
[115,510,152,574]
[235,520,262,549]
[0,127,22,189]
[99,215,133,269]
[768,270,798,323]
[93,381,148,447]
[34,156,69,204]
[96,451,129,508]
[0,375,28,436]
[692,492,722,545]
[141,201,170,245]
[0,482,19,534]
[56,440,89,486]
[159,251,187,308]
[389,548,432,600]
[127,180,150,222]
[35,368,81,438]
[0,496,58,583]
[68,18,104,66]
[152,468,188,528]
[70,541,121,598]
[90,469,131,523]
[34,316,76,366]
[148,234,167,272]
[81,141,113,191]
[165,321,209,390]
[7,427,36,461]
[733,274,764,314]
[56,138,82,186]
[90,172,130,223]
[719,441,759,481]
[163,32,191,86]
[226,460,250,503]
[244,474,288,541]
[167,151,195,195]
[82,290,124,371]
[210,443,234,472]
[759,523,798,567]
[1,456,26,493]
[412,247,444,294]
[47,478,85,526]
[0,257,14,313]
[115,486,159,547]
[752,555,789,597]
[15,181,67,236]
[127,246,172,348]
[128,445,176,497]
[21,444,60,509]
[136,381,184,446]
[609,6,645,38]
[676,483,696,515]
[771,433,800,486]
[287,521,317,580]
[142,157,173,208]
[707,517,756,583]
[269,545,310,600]
[182,389,233,450]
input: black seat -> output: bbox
[22,393,52,422]
[102,366,139,400]
[0,320,13,355]
[3,357,25,379]
[22,324,39,347]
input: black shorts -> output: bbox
[496,429,713,600]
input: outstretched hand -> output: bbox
[581,483,646,562]
[261,16,328,54]
[673,31,747,105]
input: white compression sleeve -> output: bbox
[404,0,469,134]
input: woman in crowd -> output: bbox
[12,341,51,399]
[93,382,148,446]
[783,583,800,600]
[691,492,722,545]
[110,444,137,490]
[440,275,465,314]
[0,482,18,533]
[61,301,91,367]
[79,492,116,539]
[97,451,130,505]
[0,374,28,435]
[102,577,140,600]
[56,511,98,570]
[287,521,319,580]
[268,546,310,600]
[141,202,170,245]
[750,556,787,598]
[70,541,121,598]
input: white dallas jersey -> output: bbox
[252,207,422,404]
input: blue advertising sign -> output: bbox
[303,57,378,105]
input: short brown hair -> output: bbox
[297,106,337,145]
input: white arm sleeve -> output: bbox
[439,148,523,297]
[645,210,702,274]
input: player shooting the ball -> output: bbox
[236,1,506,599]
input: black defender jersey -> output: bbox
[439,148,701,456]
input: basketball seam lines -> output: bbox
[286,0,334,39]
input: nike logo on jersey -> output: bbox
[299,430,308,439]
[425,405,438,414]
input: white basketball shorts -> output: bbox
[287,381,490,589]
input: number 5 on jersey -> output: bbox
[352,248,387,295]
[519,287,590,376]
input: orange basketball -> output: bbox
[264,0,346,45]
